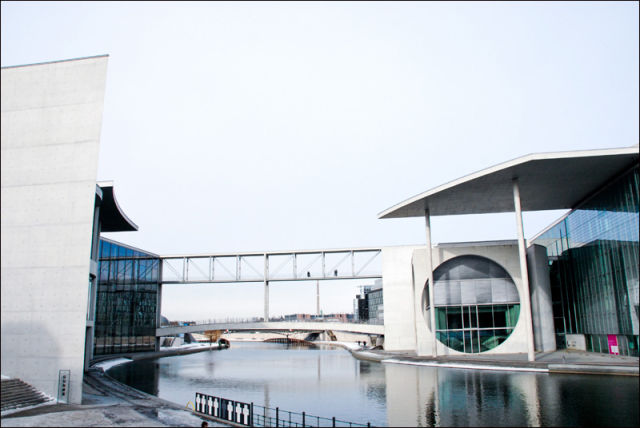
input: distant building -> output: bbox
[355,281,384,324]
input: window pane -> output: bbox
[446,306,463,330]
[478,329,495,352]
[436,308,447,330]
[477,306,494,328]
[447,331,465,352]
[493,305,507,327]
[470,306,478,328]
[506,304,520,327]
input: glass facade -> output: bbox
[426,255,521,353]
[533,166,639,356]
[367,288,384,324]
[94,238,161,355]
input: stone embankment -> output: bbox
[349,348,639,376]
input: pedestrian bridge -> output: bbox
[156,321,384,337]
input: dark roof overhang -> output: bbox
[97,181,138,232]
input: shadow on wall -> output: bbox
[1,320,69,403]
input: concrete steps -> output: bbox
[1,378,53,413]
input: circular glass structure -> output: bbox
[425,255,520,353]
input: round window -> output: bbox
[424,255,520,353]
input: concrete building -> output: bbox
[382,241,553,356]
[1,54,637,409]
[1,56,138,404]
[379,146,639,358]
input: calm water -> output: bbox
[108,342,639,427]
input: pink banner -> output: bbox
[607,334,619,355]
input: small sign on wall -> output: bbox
[57,370,70,404]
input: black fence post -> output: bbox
[276,407,279,427]
[302,411,306,427]
[250,402,254,427]
[332,416,336,427]
[367,423,371,428]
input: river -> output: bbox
[107,341,639,427]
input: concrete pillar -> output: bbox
[155,281,163,351]
[155,259,164,352]
[316,280,320,316]
[512,179,536,362]
[264,254,269,322]
[264,281,269,322]
[527,245,556,352]
[425,209,437,357]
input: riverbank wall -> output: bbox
[349,348,639,376]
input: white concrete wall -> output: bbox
[381,246,423,351]
[1,56,109,404]
[383,242,531,355]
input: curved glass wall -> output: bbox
[533,165,639,356]
[94,238,161,355]
[426,255,520,353]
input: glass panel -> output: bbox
[463,330,472,353]
[447,331,465,352]
[493,305,507,328]
[532,166,639,354]
[478,329,494,352]
[95,239,160,356]
[470,306,478,328]
[436,331,449,348]
[436,308,447,330]
[494,329,510,346]
[446,306,463,330]
[506,304,520,328]
[477,305,494,328]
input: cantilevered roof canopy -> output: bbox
[378,146,639,219]
[97,181,138,232]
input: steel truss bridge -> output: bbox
[159,247,383,325]
[160,247,382,284]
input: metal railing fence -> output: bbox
[194,392,370,427]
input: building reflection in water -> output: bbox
[109,360,160,396]
[384,364,638,427]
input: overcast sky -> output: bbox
[2,2,638,320]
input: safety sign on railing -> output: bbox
[195,392,251,426]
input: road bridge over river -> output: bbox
[157,321,384,337]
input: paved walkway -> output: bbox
[1,370,230,427]
[351,348,639,375]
